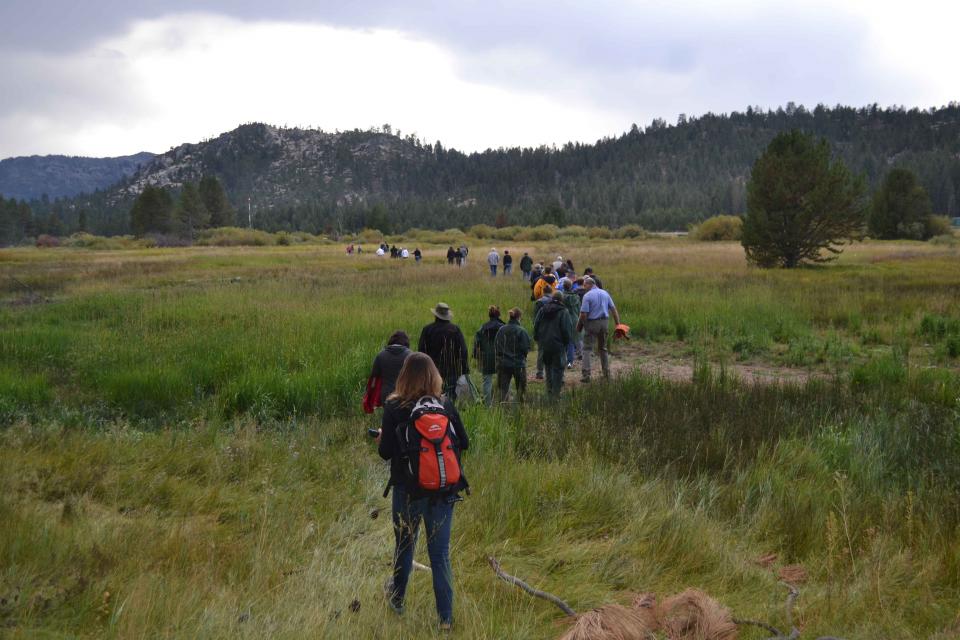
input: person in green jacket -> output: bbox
[473,306,505,405]
[494,307,532,403]
[533,291,572,398]
[560,278,582,368]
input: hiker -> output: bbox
[414,248,422,263]
[519,252,533,280]
[582,267,603,289]
[533,273,556,302]
[401,247,410,259]
[533,285,554,379]
[495,308,531,403]
[560,278,582,368]
[447,247,455,264]
[459,245,469,265]
[502,250,513,275]
[357,246,363,254]
[454,248,463,267]
[368,331,413,407]
[377,353,469,631]
[565,258,575,275]
[418,303,469,400]
[487,248,500,276]
[473,306,505,404]
[534,291,572,397]
[552,255,565,272]
[577,277,621,382]
[377,246,386,257]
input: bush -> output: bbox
[557,225,588,238]
[614,224,647,239]
[196,227,275,247]
[491,226,523,241]
[467,224,496,238]
[690,215,743,241]
[587,226,613,239]
[35,235,61,248]
[358,228,385,243]
[62,233,152,250]
[515,225,559,241]
[925,215,954,239]
[929,233,959,246]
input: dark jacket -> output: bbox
[533,300,572,353]
[418,319,469,380]
[370,344,412,403]
[495,319,532,369]
[519,255,533,271]
[503,254,513,266]
[561,292,581,335]
[379,397,469,491]
[473,319,505,375]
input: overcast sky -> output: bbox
[1,1,957,159]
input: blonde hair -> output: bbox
[388,353,443,406]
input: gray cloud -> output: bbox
[0,1,938,157]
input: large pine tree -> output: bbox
[175,181,209,237]
[869,168,933,239]
[742,130,867,268]
[198,176,234,227]
[130,185,174,236]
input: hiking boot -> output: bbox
[566,363,573,369]
[439,621,453,632]
[383,577,403,615]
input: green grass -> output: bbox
[1,238,960,637]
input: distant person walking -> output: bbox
[377,353,468,631]
[454,248,463,268]
[495,308,531,403]
[418,303,470,400]
[577,277,621,382]
[519,253,533,281]
[583,267,603,289]
[560,278,582,368]
[473,306,505,404]
[487,248,500,276]
[414,248,422,263]
[502,250,513,275]
[534,291,572,397]
[447,247,455,265]
[533,284,554,380]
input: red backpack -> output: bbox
[396,397,466,496]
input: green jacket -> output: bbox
[519,255,533,271]
[494,319,532,369]
[562,291,581,335]
[473,319,505,375]
[533,300,572,353]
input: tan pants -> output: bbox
[581,318,609,380]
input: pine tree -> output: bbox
[869,168,933,239]
[199,175,234,227]
[175,181,209,237]
[130,185,174,236]
[742,130,866,268]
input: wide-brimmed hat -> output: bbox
[432,302,453,321]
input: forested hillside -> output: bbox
[0,152,154,201]
[7,103,960,237]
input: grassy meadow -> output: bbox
[1,237,960,638]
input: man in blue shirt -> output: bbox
[576,277,621,382]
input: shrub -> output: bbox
[491,226,523,241]
[690,215,743,241]
[35,235,61,248]
[276,232,291,246]
[196,227,275,247]
[929,233,959,246]
[587,226,613,239]
[515,224,559,241]
[557,225,588,238]
[614,224,647,239]
[358,228,385,243]
[467,224,496,238]
[925,215,954,239]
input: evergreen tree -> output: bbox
[742,130,866,268]
[198,175,234,227]
[869,168,933,239]
[175,181,209,237]
[130,185,174,236]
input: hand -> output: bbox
[375,428,382,445]
[576,322,583,332]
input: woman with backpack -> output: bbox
[377,353,469,631]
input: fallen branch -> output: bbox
[488,556,576,617]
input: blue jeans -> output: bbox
[504,264,512,275]
[390,485,455,624]
[489,265,497,276]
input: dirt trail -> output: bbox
[527,341,825,387]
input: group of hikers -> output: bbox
[364,251,625,631]
[445,244,469,266]
[367,242,423,261]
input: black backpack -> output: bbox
[386,397,469,499]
